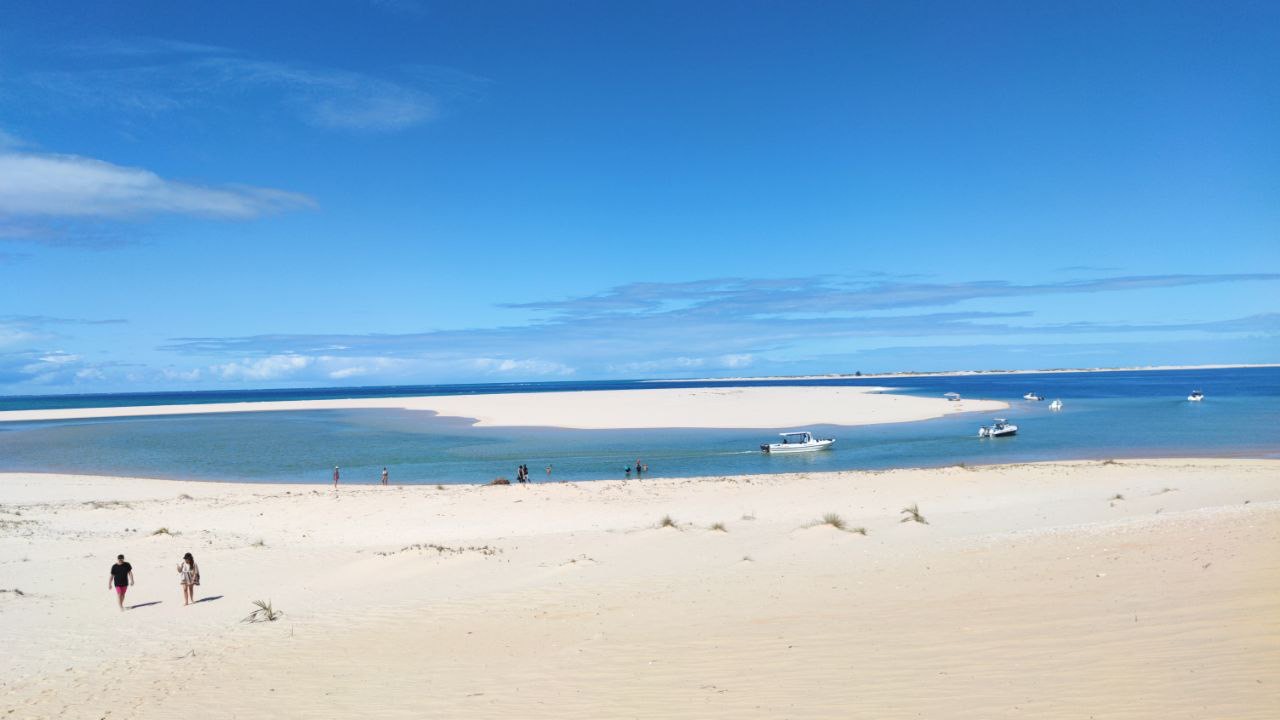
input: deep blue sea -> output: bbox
[1,368,1277,484]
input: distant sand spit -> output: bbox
[1,459,1277,718]
[0,385,1007,428]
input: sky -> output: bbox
[0,0,1277,394]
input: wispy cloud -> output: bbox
[505,275,1280,319]
[145,273,1280,384]
[0,150,314,219]
[17,39,482,133]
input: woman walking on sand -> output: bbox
[177,552,199,606]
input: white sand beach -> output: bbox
[2,459,1277,719]
[0,385,1006,428]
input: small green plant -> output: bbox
[900,504,927,524]
[821,513,846,530]
[242,599,284,623]
[709,522,727,532]
[659,514,677,529]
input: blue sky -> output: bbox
[1,1,1277,393]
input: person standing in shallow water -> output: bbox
[333,465,340,489]
[177,552,199,606]
[381,467,389,486]
[109,554,133,611]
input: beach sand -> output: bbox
[0,385,1006,428]
[2,459,1277,718]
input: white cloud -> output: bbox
[469,358,576,375]
[0,151,314,219]
[211,354,313,381]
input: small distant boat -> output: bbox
[1023,392,1044,401]
[978,418,1018,438]
[944,392,962,402]
[1188,390,1204,402]
[761,431,834,454]
[1048,399,1063,411]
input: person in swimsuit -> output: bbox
[381,467,389,485]
[177,552,199,606]
[109,554,133,611]
[333,465,340,489]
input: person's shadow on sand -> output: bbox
[193,595,224,604]
[127,601,162,609]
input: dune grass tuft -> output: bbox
[821,513,846,530]
[899,504,928,524]
[659,514,678,529]
[251,538,266,548]
[709,522,727,532]
[242,599,284,623]
[177,493,194,500]
[1111,493,1125,501]
[850,526,868,536]
[151,527,178,536]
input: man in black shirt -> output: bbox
[109,554,133,611]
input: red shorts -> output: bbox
[115,585,128,595]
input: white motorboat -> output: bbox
[1048,399,1063,411]
[944,392,962,402]
[1023,392,1043,401]
[761,431,834,454]
[1188,390,1204,402]
[978,418,1018,438]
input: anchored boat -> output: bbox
[1023,392,1043,401]
[978,418,1018,438]
[1188,390,1204,402]
[760,431,834,454]
[1049,399,1063,411]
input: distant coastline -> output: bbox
[660,363,1280,383]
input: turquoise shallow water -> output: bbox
[1,368,1277,484]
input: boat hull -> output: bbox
[762,439,834,454]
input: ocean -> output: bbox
[1,367,1277,484]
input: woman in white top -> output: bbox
[177,552,199,606]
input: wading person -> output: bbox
[381,467,389,485]
[333,465,340,489]
[177,552,199,606]
[109,554,133,611]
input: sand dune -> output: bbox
[1,459,1277,718]
[0,385,1006,428]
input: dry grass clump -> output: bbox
[709,522,727,532]
[151,527,179,536]
[1111,493,1125,501]
[900,504,928,524]
[488,477,511,486]
[177,493,194,501]
[820,513,846,530]
[659,514,678,529]
[849,526,868,536]
[242,599,283,623]
[250,538,266,548]
[85,500,132,510]
[1101,459,1121,466]
[375,543,500,557]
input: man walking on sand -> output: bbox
[109,554,133,611]
[333,465,340,489]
